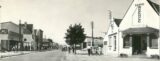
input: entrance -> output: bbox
[132,34,147,55]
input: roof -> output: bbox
[43,38,49,42]
[23,28,32,34]
[122,27,159,34]
[114,18,122,27]
[118,0,160,27]
[42,38,53,43]
[147,0,160,15]
[150,0,160,5]
[1,21,19,27]
[86,36,103,39]
[21,24,33,33]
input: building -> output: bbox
[0,22,23,51]
[103,0,160,57]
[103,18,122,56]
[83,36,103,49]
[32,29,43,50]
[21,22,34,51]
[42,38,53,50]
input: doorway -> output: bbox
[132,34,147,55]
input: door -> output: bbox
[132,35,141,55]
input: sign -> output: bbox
[135,3,144,23]
[0,29,8,34]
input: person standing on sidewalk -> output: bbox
[68,47,71,53]
[98,46,102,55]
[87,46,91,56]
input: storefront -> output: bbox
[103,0,160,57]
[122,27,159,55]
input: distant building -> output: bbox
[32,29,43,50]
[42,38,53,50]
[82,36,103,49]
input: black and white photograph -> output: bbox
[0,0,160,61]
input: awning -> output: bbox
[122,27,159,34]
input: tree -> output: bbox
[65,24,86,54]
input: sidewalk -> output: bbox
[0,51,35,58]
[65,50,160,61]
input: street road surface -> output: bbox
[0,50,66,61]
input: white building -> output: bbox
[103,0,160,57]
[83,36,103,49]
[21,22,34,51]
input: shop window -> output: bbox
[109,36,112,47]
[123,35,130,48]
[150,34,158,49]
[108,36,112,50]
[1,40,9,51]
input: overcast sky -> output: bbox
[0,0,133,45]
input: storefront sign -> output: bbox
[135,3,144,23]
[0,29,8,34]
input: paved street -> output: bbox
[65,50,160,61]
[0,50,66,61]
[0,50,159,61]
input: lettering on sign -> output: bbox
[135,3,144,23]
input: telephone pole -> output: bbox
[91,21,94,47]
[159,2,160,57]
[19,20,23,51]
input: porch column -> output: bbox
[129,34,132,47]
[147,33,150,47]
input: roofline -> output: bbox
[121,0,135,20]
[86,36,103,39]
[1,21,19,27]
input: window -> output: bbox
[108,36,112,50]
[104,41,107,45]
[123,35,130,48]
[150,34,158,49]
[109,36,112,47]
[114,36,116,51]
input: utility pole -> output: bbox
[19,20,23,51]
[91,21,94,47]
[0,5,1,51]
[159,2,160,57]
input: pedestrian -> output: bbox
[68,47,71,53]
[87,46,91,56]
[98,46,101,55]
[96,47,98,55]
[72,47,74,53]
[91,47,93,55]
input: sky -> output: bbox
[0,0,133,45]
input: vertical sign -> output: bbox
[135,3,144,23]
[108,10,114,32]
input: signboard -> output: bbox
[132,3,144,26]
[0,29,8,34]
